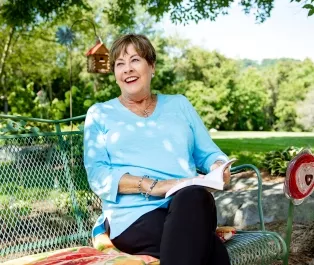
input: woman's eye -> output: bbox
[132,58,139,62]
[116,62,123,67]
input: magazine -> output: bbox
[165,158,237,198]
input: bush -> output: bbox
[262,146,304,176]
[0,200,32,229]
[52,190,93,218]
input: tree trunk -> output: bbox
[0,26,15,85]
[0,26,15,114]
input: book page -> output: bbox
[165,158,237,198]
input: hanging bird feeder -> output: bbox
[86,39,110,74]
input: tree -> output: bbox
[226,68,270,130]
[104,0,314,26]
[0,0,88,113]
[296,89,314,131]
[170,47,238,129]
[263,59,314,131]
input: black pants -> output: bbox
[111,186,230,265]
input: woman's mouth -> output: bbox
[125,76,139,84]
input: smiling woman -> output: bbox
[83,34,231,265]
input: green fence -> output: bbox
[0,115,101,262]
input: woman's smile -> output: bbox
[124,76,139,84]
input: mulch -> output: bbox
[235,170,314,265]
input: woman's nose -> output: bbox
[123,62,133,73]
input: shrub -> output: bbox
[262,146,304,176]
[52,190,93,218]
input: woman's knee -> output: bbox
[171,186,215,206]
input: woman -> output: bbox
[84,34,231,265]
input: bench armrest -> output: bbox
[231,164,265,231]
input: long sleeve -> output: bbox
[180,95,228,174]
[83,106,126,203]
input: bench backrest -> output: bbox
[0,127,100,262]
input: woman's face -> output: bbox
[114,44,155,98]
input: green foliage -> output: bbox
[1,0,314,133]
[261,59,314,131]
[0,0,88,27]
[296,89,314,131]
[0,198,32,229]
[227,68,270,130]
[0,184,51,201]
[104,0,274,26]
[174,48,237,129]
[302,3,314,16]
[262,146,304,176]
[0,118,40,135]
[52,190,93,218]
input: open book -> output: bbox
[165,158,237,198]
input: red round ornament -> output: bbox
[284,149,314,205]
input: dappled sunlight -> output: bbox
[96,133,107,148]
[221,197,233,205]
[163,139,173,152]
[177,157,194,177]
[110,132,120,143]
[126,124,135,131]
[136,121,145,127]
[98,114,108,127]
[84,130,91,140]
[84,114,94,128]
[147,121,157,127]
[87,148,96,158]
[102,104,114,110]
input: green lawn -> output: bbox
[210,131,314,167]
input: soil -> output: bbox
[233,170,314,265]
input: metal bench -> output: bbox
[0,115,289,264]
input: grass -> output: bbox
[210,131,314,167]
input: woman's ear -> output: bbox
[151,63,156,77]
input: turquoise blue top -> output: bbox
[84,94,228,239]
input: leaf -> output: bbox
[303,4,313,9]
[19,120,27,127]
[77,124,84,132]
[308,8,314,16]
[6,121,18,132]
[30,127,40,133]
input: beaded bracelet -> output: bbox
[145,179,159,200]
[138,175,149,195]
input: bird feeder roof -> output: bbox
[86,40,109,56]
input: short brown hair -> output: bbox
[109,34,156,72]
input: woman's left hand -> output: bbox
[210,161,231,185]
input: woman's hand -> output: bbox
[210,161,231,185]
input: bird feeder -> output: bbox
[86,40,110,74]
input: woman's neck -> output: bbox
[120,93,152,106]
[119,93,157,118]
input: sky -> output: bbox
[160,0,314,62]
